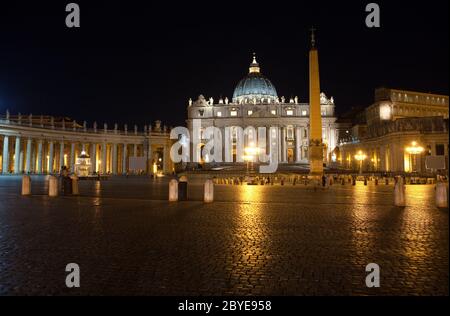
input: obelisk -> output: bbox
[308,27,324,176]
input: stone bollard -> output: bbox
[178,176,188,201]
[49,176,58,197]
[385,178,389,185]
[22,175,31,195]
[352,178,356,186]
[435,182,448,208]
[204,179,214,203]
[375,178,378,185]
[364,178,367,186]
[341,178,345,185]
[394,176,406,207]
[71,174,79,195]
[281,178,284,186]
[169,179,178,202]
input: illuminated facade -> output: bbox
[337,88,449,173]
[0,114,173,175]
[186,54,339,165]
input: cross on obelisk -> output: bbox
[310,26,316,48]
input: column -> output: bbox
[70,142,76,172]
[37,140,43,174]
[25,138,32,173]
[163,144,171,174]
[148,141,153,173]
[2,135,9,174]
[257,126,268,163]
[48,141,54,174]
[281,126,287,162]
[112,143,118,175]
[19,151,24,173]
[379,146,386,172]
[90,143,97,173]
[14,136,21,174]
[59,141,65,170]
[277,127,281,162]
[122,144,127,174]
[101,142,107,174]
[133,144,138,157]
[224,127,232,162]
[295,126,301,163]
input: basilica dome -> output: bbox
[232,55,278,103]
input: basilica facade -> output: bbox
[186,55,340,165]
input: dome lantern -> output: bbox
[232,53,278,104]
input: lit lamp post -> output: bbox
[243,144,258,175]
[405,141,424,173]
[354,150,367,175]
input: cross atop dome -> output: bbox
[249,52,260,73]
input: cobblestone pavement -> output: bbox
[0,176,448,295]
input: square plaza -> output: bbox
[0,175,447,295]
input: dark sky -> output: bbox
[0,0,448,128]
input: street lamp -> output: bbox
[243,143,258,174]
[354,150,367,175]
[405,141,424,173]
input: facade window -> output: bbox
[247,110,253,116]
[302,110,307,116]
[287,126,294,140]
[230,110,238,117]
[198,110,204,117]
[286,110,294,116]
[436,144,445,156]
[271,110,277,115]
[217,111,222,117]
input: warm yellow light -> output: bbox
[405,141,424,155]
[354,150,367,161]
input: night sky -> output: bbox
[0,0,448,128]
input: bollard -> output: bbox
[385,178,389,185]
[169,179,178,202]
[22,175,31,195]
[71,174,79,195]
[341,178,345,185]
[375,178,378,186]
[204,179,214,203]
[436,182,448,208]
[329,177,333,186]
[49,176,58,197]
[178,177,188,201]
[364,178,367,186]
[281,178,284,186]
[394,176,406,207]
[352,178,356,186]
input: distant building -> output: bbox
[337,88,449,174]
